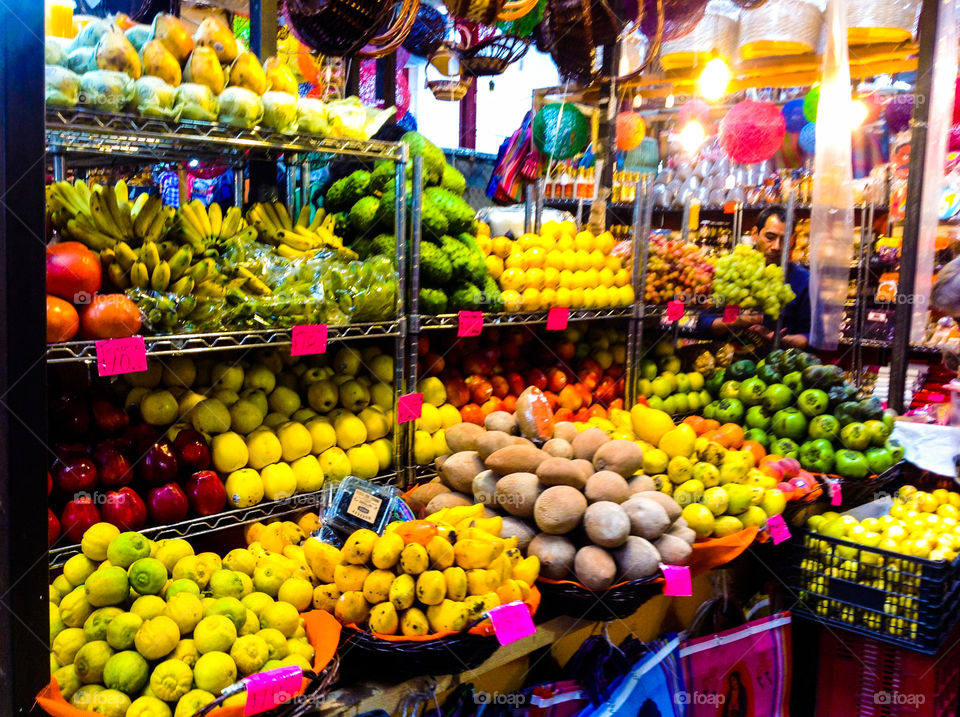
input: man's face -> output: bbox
[753,215,787,265]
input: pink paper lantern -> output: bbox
[718,100,786,164]
[616,111,646,151]
[678,99,711,130]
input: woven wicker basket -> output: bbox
[427,77,473,100]
[738,0,823,59]
[847,0,919,44]
[660,11,738,69]
[444,0,505,24]
[539,0,598,81]
[285,0,395,56]
[403,3,447,56]
[460,33,530,75]
[536,575,662,621]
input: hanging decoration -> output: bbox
[285,0,395,56]
[884,94,914,133]
[403,4,447,57]
[802,85,820,122]
[799,122,816,153]
[950,124,960,152]
[677,98,711,128]
[616,111,647,150]
[532,102,590,160]
[358,58,411,117]
[632,0,710,42]
[718,99,785,164]
[782,98,807,133]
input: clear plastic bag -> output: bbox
[261,91,299,133]
[129,76,178,119]
[217,87,264,129]
[79,70,134,113]
[45,65,81,108]
[297,97,332,136]
[46,38,69,67]
[174,83,219,122]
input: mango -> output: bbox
[311,584,339,612]
[466,568,500,596]
[370,533,403,570]
[263,57,298,95]
[496,579,525,604]
[453,538,499,570]
[302,539,342,583]
[183,47,225,95]
[400,607,429,636]
[341,529,377,565]
[487,553,513,583]
[228,51,267,95]
[141,40,180,86]
[442,567,467,602]
[513,555,540,586]
[368,603,398,635]
[361,570,394,605]
[426,599,468,633]
[399,543,429,576]
[425,536,455,570]
[333,564,369,593]
[415,571,447,606]
[388,574,415,611]
[333,591,369,625]
[151,13,193,63]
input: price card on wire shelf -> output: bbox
[291,324,328,356]
[665,300,685,323]
[96,336,147,377]
[660,564,692,597]
[723,304,740,323]
[546,307,570,331]
[457,310,483,337]
[828,481,843,507]
[242,665,303,715]
[486,601,535,646]
[397,393,423,423]
[767,513,791,544]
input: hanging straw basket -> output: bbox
[460,33,530,75]
[847,0,919,44]
[660,12,738,69]
[358,0,421,58]
[737,0,823,59]
[539,0,598,81]
[443,0,505,24]
[284,0,395,56]
[403,3,447,56]
[427,77,474,99]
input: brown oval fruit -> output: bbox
[534,486,587,534]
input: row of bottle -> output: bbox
[543,166,596,200]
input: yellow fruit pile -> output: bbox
[305,504,540,636]
[410,376,465,465]
[49,522,317,717]
[479,220,635,312]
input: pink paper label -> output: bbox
[290,324,328,356]
[723,202,737,214]
[397,393,423,423]
[929,393,946,402]
[767,513,791,544]
[829,481,842,507]
[96,336,147,377]
[723,304,739,323]
[242,666,303,715]
[458,310,483,337]
[660,564,692,596]
[487,601,535,646]
[546,306,569,331]
[666,300,684,322]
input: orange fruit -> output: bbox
[47,294,80,343]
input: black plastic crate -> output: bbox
[789,529,960,653]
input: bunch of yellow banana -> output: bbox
[101,238,216,294]
[173,200,252,252]
[47,179,174,250]
[246,202,355,259]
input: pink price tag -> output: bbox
[95,336,147,377]
[723,304,740,323]
[929,393,946,402]
[457,310,483,337]
[242,666,303,716]
[290,324,328,356]
[829,481,843,507]
[660,564,692,597]
[546,306,570,331]
[723,202,737,214]
[666,300,684,322]
[486,601,535,646]
[397,393,423,423]
[767,513,792,545]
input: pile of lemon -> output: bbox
[304,504,539,636]
[476,221,635,312]
[50,520,318,717]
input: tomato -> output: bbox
[46,241,101,302]
[460,403,484,425]
[46,294,79,343]
[500,394,518,413]
[79,293,142,339]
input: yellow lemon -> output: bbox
[525,267,545,290]
[499,267,525,291]
[595,231,615,254]
[277,577,313,612]
[598,267,615,287]
[225,468,264,508]
[543,266,561,289]
[485,255,504,279]
[559,220,577,236]
[560,250,578,271]
[134,616,180,660]
[149,659,193,702]
[556,234,574,251]
[583,268,599,288]
[525,247,547,268]
[81,523,121,562]
[64,554,99,588]
[574,250,592,271]
[575,231,595,252]
[540,288,557,308]
[501,290,523,312]
[593,286,609,308]
[492,236,513,258]
[544,251,564,270]
[193,651,237,695]
[229,635,269,675]
[558,269,575,289]
[521,288,541,311]
[174,690,215,717]
[193,615,237,654]
[555,287,572,307]
[517,232,540,251]
[256,628,289,660]
[163,593,203,635]
[504,252,526,270]
[222,549,257,577]
[260,601,300,638]
[570,288,585,308]
[607,254,623,272]
[618,285,635,306]
[582,288,596,308]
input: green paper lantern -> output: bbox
[533,103,590,160]
[803,86,820,123]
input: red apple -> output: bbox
[489,375,509,399]
[147,482,189,524]
[61,497,100,542]
[463,354,493,377]
[91,398,129,436]
[172,429,212,472]
[55,457,98,493]
[102,487,147,530]
[421,352,445,376]
[184,470,227,516]
[418,335,430,355]
[555,341,576,362]
[470,379,493,405]
[776,482,796,499]
[523,368,547,391]
[53,395,90,439]
[546,367,568,393]
[579,358,603,376]
[606,364,626,380]
[124,423,161,455]
[506,373,526,397]
[93,445,133,488]
[139,441,179,485]
[577,369,600,391]
[595,377,617,405]
[445,379,470,408]
[48,509,61,545]
[480,397,504,417]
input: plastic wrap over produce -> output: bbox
[809,0,854,351]
[910,0,957,343]
[129,243,397,335]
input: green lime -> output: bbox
[280,654,312,671]
[105,612,142,650]
[134,616,180,660]
[129,558,168,595]
[52,627,87,665]
[50,602,66,643]
[193,614,237,654]
[128,695,173,717]
[52,574,73,598]
[63,554,99,588]
[84,607,124,642]
[91,688,132,717]
[103,650,149,695]
[107,532,151,569]
[208,569,245,599]
[207,596,246,630]
[70,683,104,709]
[85,567,129,607]
[193,651,238,694]
[59,587,93,627]
[149,658,194,702]
[287,637,315,663]
[260,601,299,637]
[174,689,215,717]
[52,664,83,701]
[74,640,114,684]
[164,578,201,600]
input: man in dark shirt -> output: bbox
[702,207,811,348]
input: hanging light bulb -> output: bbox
[665,93,675,109]
[632,94,643,109]
[679,120,706,153]
[849,98,869,128]
[697,56,730,102]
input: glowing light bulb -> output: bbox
[697,57,730,102]
[632,94,643,109]
[665,93,675,109]
[849,99,869,128]
[679,120,706,153]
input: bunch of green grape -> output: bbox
[712,245,796,318]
